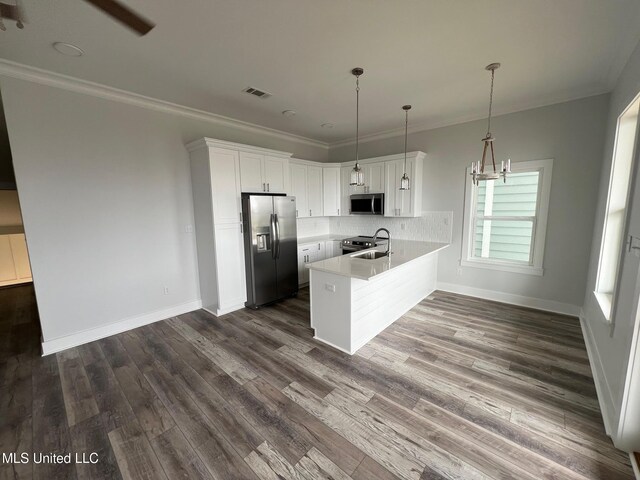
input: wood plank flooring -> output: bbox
[0,284,634,479]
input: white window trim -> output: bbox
[460,158,554,276]
[593,91,640,323]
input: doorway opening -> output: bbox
[0,87,41,358]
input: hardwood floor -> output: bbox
[0,284,634,479]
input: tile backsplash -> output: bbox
[329,212,453,243]
[297,217,330,238]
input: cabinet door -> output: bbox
[322,167,340,216]
[298,245,312,285]
[366,162,385,193]
[211,148,242,224]
[341,166,357,215]
[307,166,323,217]
[290,164,308,218]
[214,223,246,310]
[264,156,287,193]
[9,234,31,280]
[398,157,415,217]
[315,242,326,261]
[384,160,399,217]
[239,152,265,193]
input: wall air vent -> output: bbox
[243,87,272,99]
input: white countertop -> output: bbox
[306,240,449,280]
[298,234,350,245]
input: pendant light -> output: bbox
[470,63,510,186]
[349,67,365,186]
[399,105,411,190]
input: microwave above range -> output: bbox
[350,193,384,215]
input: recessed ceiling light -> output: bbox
[282,110,296,118]
[52,42,84,57]
[321,123,334,129]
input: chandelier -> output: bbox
[470,63,510,185]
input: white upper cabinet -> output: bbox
[239,152,264,193]
[289,160,324,218]
[264,156,288,193]
[341,166,357,215]
[364,162,385,193]
[307,166,323,218]
[239,153,289,193]
[210,147,242,224]
[290,163,308,218]
[340,161,385,197]
[322,166,341,216]
[384,153,424,217]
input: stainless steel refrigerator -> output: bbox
[241,193,298,309]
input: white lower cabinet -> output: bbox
[214,223,246,312]
[297,240,341,286]
[0,234,32,287]
[326,240,342,258]
[298,244,313,285]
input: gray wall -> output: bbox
[582,40,640,442]
[0,76,327,343]
[330,94,610,311]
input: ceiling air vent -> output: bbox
[243,87,272,99]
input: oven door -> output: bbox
[341,245,360,255]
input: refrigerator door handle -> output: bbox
[270,213,277,259]
[274,213,281,259]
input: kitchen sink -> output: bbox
[352,251,389,260]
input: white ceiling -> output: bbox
[1,0,639,144]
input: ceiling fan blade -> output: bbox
[83,0,154,36]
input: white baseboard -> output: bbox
[203,303,244,317]
[580,312,616,437]
[312,335,354,355]
[436,282,581,317]
[0,277,32,287]
[41,299,202,355]
[631,452,640,480]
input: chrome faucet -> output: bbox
[372,228,391,256]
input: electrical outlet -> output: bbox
[444,217,449,226]
[163,286,169,295]
[401,223,406,230]
[185,225,193,233]
[325,283,336,293]
[456,267,462,276]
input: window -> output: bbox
[461,159,553,275]
[595,94,640,322]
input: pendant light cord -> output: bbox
[404,108,408,173]
[355,74,360,162]
[486,68,495,137]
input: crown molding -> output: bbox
[328,86,611,149]
[0,59,329,150]
[186,137,292,158]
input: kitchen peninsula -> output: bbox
[307,240,448,354]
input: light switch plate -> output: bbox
[325,283,336,292]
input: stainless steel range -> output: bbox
[341,235,388,255]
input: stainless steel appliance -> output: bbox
[242,193,298,309]
[350,193,384,215]
[341,235,388,255]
